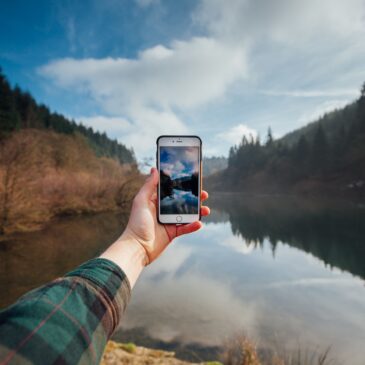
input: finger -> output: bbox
[201,190,209,201]
[201,206,210,216]
[150,192,158,207]
[176,221,202,237]
[139,167,159,198]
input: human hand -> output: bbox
[121,167,210,264]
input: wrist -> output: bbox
[100,231,148,288]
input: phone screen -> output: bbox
[159,146,200,215]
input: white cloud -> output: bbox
[39,37,247,157]
[261,89,359,98]
[76,115,132,135]
[195,0,365,43]
[40,38,246,110]
[217,123,258,146]
[39,0,365,159]
[119,107,188,155]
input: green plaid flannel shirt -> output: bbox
[0,258,131,365]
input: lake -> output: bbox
[1,194,364,364]
[161,188,199,214]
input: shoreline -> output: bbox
[1,190,364,237]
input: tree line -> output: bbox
[207,194,365,279]
[0,68,135,164]
[227,83,365,185]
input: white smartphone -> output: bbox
[156,135,202,224]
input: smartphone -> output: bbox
[157,135,202,224]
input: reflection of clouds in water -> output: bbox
[266,277,360,288]
[120,214,365,365]
[201,222,255,255]
[123,272,257,346]
[220,235,255,255]
[161,189,198,214]
[144,244,193,278]
[161,190,197,206]
[123,239,257,345]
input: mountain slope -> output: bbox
[0,68,135,164]
[206,84,365,198]
[0,69,141,234]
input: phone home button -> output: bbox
[176,215,182,223]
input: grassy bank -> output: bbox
[102,339,334,365]
[0,129,142,234]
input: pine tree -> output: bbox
[0,69,20,132]
[0,68,135,164]
[358,81,365,132]
[311,124,328,172]
[265,127,274,147]
[294,135,309,161]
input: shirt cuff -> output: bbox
[65,258,131,335]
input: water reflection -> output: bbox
[208,194,365,279]
[0,195,364,364]
[0,212,128,308]
[118,195,365,364]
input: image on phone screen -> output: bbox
[159,146,199,214]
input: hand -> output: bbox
[121,167,210,264]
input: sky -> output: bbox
[1,0,365,160]
[160,146,199,180]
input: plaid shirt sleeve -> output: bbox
[0,258,131,365]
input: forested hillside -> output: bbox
[207,84,365,197]
[0,68,135,164]
[203,156,227,176]
[0,69,140,234]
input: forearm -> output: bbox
[100,231,148,288]
[0,258,130,365]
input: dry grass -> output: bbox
[100,339,336,365]
[220,335,336,365]
[0,129,142,234]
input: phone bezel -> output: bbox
[156,135,202,224]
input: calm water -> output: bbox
[1,194,364,364]
[161,188,199,214]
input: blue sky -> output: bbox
[1,0,365,160]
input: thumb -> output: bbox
[140,167,159,198]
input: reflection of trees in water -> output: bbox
[208,195,365,279]
[0,212,128,308]
[160,170,199,199]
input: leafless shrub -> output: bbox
[0,130,141,234]
[220,334,336,365]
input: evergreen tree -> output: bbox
[0,69,20,132]
[265,127,274,147]
[358,81,365,132]
[294,135,309,162]
[0,67,135,164]
[311,124,328,172]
